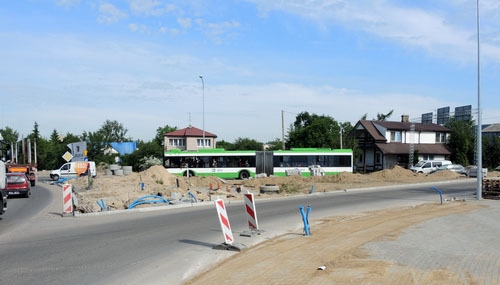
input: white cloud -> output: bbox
[195,18,241,44]
[247,0,500,65]
[56,0,80,8]
[129,0,172,16]
[98,3,127,24]
[177,17,192,29]
[129,23,149,33]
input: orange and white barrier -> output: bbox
[215,199,234,245]
[62,183,73,215]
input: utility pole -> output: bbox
[281,110,285,150]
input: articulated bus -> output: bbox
[163,148,353,179]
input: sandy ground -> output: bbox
[40,166,500,284]
[184,202,484,285]
[48,165,487,213]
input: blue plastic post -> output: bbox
[299,205,311,236]
[310,185,315,194]
[430,186,443,204]
[188,192,198,203]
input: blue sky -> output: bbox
[1,0,500,143]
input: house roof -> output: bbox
[482,123,500,133]
[355,120,450,143]
[165,125,217,138]
[375,142,453,155]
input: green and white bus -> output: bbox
[163,148,353,179]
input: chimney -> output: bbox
[401,114,409,123]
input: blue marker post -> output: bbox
[430,186,443,204]
[299,205,312,236]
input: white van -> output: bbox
[410,160,452,174]
[50,161,97,181]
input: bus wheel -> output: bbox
[239,171,250,180]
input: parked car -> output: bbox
[431,164,467,176]
[5,172,31,198]
[410,160,452,174]
[466,166,488,177]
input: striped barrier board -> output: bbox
[215,199,234,245]
[244,193,259,230]
[62,183,73,215]
[240,193,264,237]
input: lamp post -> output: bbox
[476,0,482,199]
[199,75,205,148]
[339,126,343,149]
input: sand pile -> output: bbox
[68,165,473,213]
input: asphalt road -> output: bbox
[0,179,477,285]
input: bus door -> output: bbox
[256,151,273,176]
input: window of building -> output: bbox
[390,131,402,142]
[169,139,186,147]
[197,139,211,147]
[435,132,446,143]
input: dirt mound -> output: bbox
[65,165,470,213]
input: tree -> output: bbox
[287,112,341,149]
[81,120,130,165]
[154,125,177,147]
[0,126,19,144]
[121,141,163,171]
[97,119,129,143]
[266,138,284,150]
[483,136,500,169]
[232,137,263,151]
[81,130,115,165]
[446,118,475,166]
[376,110,394,121]
[216,140,234,150]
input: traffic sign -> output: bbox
[62,151,73,162]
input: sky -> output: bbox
[1,0,500,143]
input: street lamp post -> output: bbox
[199,75,205,148]
[476,0,482,199]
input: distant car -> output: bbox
[431,164,467,176]
[5,173,31,198]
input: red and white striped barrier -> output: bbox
[240,192,264,237]
[244,193,259,231]
[215,199,234,245]
[62,183,73,215]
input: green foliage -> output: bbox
[287,112,343,149]
[138,156,162,171]
[216,140,234,150]
[266,138,285,150]
[483,136,500,168]
[232,137,263,151]
[376,110,394,121]
[446,118,475,166]
[121,141,163,171]
[96,119,130,143]
[154,125,177,146]
[0,126,19,144]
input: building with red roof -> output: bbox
[163,125,217,151]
